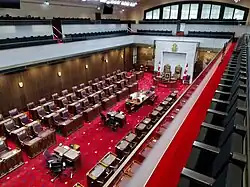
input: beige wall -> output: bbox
[128,0,250,23]
[0,2,127,19]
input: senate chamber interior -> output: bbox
[0,0,249,187]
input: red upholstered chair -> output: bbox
[27,102,35,110]
[9,108,19,117]
[52,93,59,100]
[79,83,85,89]
[61,89,68,96]
[39,98,47,105]
[72,86,78,93]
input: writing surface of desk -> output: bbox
[54,145,70,156]
[100,152,116,167]
[87,163,107,187]
[64,148,81,169]
[125,132,137,144]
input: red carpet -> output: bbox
[146,42,236,187]
[1,73,187,187]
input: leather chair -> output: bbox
[94,78,99,83]
[72,86,78,93]
[27,102,35,110]
[0,114,3,121]
[79,83,85,89]
[76,89,87,99]
[18,113,32,126]
[113,71,117,75]
[101,75,106,80]
[17,129,42,158]
[31,121,56,149]
[61,89,68,96]
[88,80,93,86]
[61,109,70,120]
[0,140,24,177]
[52,114,66,128]
[61,98,70,108]
[48,102,59,113]
[3,119,20,135]
[9,108,19,117]
[37,107,49,120]
[117,69,121,73]
[52,93,59,100]
[39,98,47,105]
[84,86,93,94]
[106,73,111,77]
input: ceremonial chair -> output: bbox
[172,65,182,80]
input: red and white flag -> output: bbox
[183,63,188,82]
[157,61,161,76]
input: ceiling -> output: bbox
[22,0,140,8]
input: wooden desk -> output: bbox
[115,140,130,159]
[100,152,117,167]
[126,90,155,108]
[135,123,147,138]
[64,148,81,169]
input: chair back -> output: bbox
[72,86,77,93]
[79,83,85,89]
[19,113,30,125]
[37,107,46,117]
[53,114,61,122]
[17,129,29,143]
[27,102,35,110]
[9,108,18,117]
[0,140,7,153]
[71,94,78,101]
[75,103,81,113]
[94,78,99,83]
[0,114,3,121]
[88,80,93,86]
[101,76,106,80]
[39,98,47,105]
[163,64,171,73]
[52,93,59,100]
[32,121,43,134]
[61,89,68,96]
[61,110,69,119]
[100,91,106,99]
[62,98,69,106]
[4,119,15,131]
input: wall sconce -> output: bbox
[57,71,62,77]
[85,64,88,69]
[121,54,124,59]
[18,82,24,88]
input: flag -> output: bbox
[183,63,188,83]
[157,61,161,76]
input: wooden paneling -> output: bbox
[137,47,154,66]
[0,46,133,116]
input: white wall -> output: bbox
[131,24,250,37]
[0,25,52,39]
[0,2,126,20]
[131,24,177,34]
[134,35,228,49]
[62,24,128,34]
[0,35,226,71]
[162,52,186,77]
[155,40,199,83]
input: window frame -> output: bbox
[143,1,249,24]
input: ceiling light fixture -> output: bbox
[44,1,49,5]
[105,0,137,7]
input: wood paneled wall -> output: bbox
[137,46,154,66]
[0,46,133,116]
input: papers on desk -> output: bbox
[129,92,146,103]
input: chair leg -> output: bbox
[51,174,59,183]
